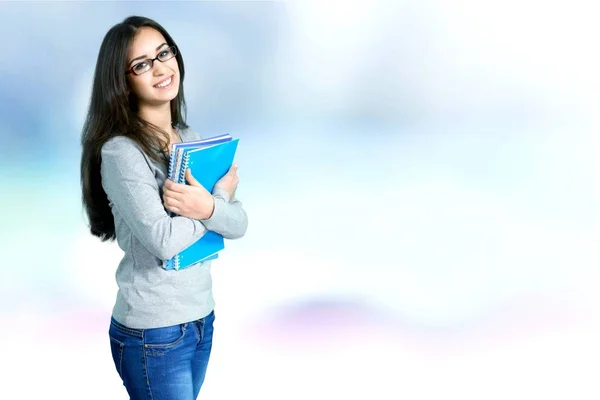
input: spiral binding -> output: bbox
[163,255,181,270]
[165,151,188,218]
[177,153,190,184]
[167,144,177,180]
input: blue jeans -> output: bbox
[108,311,215,399]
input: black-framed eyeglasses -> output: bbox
[125,45,178,76]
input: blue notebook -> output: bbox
[165,134,232,220]
[163,137,239,271]
[167,133,232,182]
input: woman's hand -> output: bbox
[163,169,215,220]
[215,164,239,201]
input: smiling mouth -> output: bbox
[154,76,173,88]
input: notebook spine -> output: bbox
[178,153,190,184]
[167,144,177,181]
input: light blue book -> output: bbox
[163,138,240,270]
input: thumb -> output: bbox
[228,163,238,175]
[185,168,200,187]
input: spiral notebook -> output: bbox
[167,133,232,183]
[163,135,240,271]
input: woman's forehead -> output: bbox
[128,27,167,58]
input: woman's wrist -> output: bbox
[198,196,215,220]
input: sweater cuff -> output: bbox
[212,186,231,203]
[200,196,227,231]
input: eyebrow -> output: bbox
[128,42,169,65]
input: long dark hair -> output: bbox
[81,16,188,241]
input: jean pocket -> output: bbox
[109,336,124,378]
[144,323,188,349]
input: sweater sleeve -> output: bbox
[100,137,208,261]
[200,187,248,240]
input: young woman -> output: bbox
[80,16,248,399]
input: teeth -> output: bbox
[155,77,172,88]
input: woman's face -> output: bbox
[125,27,180,108]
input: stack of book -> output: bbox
[163,133,239,270]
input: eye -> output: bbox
[158,49,173,60]
[133,62,148,72]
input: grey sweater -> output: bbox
[100,128,247,329]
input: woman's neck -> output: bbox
[138,103,174,139]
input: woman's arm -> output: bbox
[201,186,248,240]
[163,169,248,240]
[100,137,209,260]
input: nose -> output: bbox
[152,60,168,76]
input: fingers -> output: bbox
[166,205,181,214]
[163,192,182,208]
[163,185,183,200]
[226,163,238,178]
[163,178,186,194]
[163,181,184,205]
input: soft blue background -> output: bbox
[1,1,598,399]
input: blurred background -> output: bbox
[0,0,598,399]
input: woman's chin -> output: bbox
[157,87,179,102]
[140,92,179,107]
